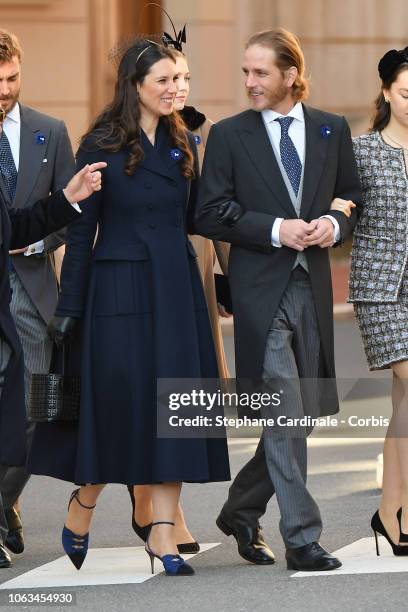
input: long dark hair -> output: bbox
[371,63,408,132]
[81,40,195,177]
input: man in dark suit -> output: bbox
[0,149,105,567]
[195,28,361,571]
[0,28,75,556]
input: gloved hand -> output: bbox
[47,316,77,348]
[217,200,244,227]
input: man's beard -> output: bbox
[247,81,289,110]
[263,81,288,108]
[0,93,19,116]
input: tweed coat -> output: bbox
[349,131,408,303]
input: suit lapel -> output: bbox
[238,112,296,218]
[138,121,179,181]
[13,105,50,209]
[300,105,329,219]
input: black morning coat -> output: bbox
[0,185,79,466]
[195,105,362,417]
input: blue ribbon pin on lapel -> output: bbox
[194,135,201,145]
[36,133,46,145]
[320,125,332,139]
[170,148,183,161]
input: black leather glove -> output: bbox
[47,316,77,348]
[217,200,244,227]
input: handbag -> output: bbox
[214,273,233,314]
[28,343,80,422]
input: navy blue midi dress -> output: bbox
[28,121,230,485]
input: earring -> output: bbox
[384,97,390,103]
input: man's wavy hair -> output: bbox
[246,28,309,101]
[81,39,194,178]
[0,29,23,63]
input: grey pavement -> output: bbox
[0,317,405,612]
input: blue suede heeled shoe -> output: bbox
[62,489,96,570]
[145,521,195,576]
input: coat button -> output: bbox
[149,223,156,229]
[145,182,152,189]
[175,203,180,208]
[148,203,154,210]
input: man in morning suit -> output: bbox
[195,28,361,571]
[0,29,75,559]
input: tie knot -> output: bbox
[276,116,294,134]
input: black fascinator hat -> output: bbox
[378,46,408,82]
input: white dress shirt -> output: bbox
[261,102,340,247]
[2,103,80,255]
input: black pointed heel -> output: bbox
[127,485,152,542]
[62,489,96,570]
[396,508,408,544]
[127,486,199,553]
[371,510,408,556]
[145,521,195,576]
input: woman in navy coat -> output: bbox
[28,40,230,576]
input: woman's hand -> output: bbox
[330,197,356,218]
[63,162,107,204]
[47,316,77,348]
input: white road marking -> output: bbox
[0,544,219,589]
[291,537,408,577]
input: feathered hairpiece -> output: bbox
[144,2,187,52]
[378,46,408,82]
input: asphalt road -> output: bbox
[0,317,404,612]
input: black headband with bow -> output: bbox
[378,47,408,82]
[162,24,186,52]
[142,3,187,52]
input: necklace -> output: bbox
[383,130,408,152]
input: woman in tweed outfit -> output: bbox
[346,47,408,554]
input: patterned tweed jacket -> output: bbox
[349,131,408,302]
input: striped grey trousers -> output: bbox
[223,266,323,548]
[0,270,53,511]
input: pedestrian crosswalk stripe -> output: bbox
[0,544,220,589]
[291,537,408,577]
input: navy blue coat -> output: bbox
[0,189,79,466]
[29,122,230,485]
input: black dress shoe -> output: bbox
[5,508,24,555]
[286,542,341,571]
[0,544,12,568]
[216,513,275,565]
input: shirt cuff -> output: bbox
[320,215,340,243]
[271,218,284,247]
[24,240,45,256]
[62,189,82,213]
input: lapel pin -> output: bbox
[43,158,47,163]
[320,125,332,139]
[194,135,202,145]
[170,148,183,161]
[36,133,46,145]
